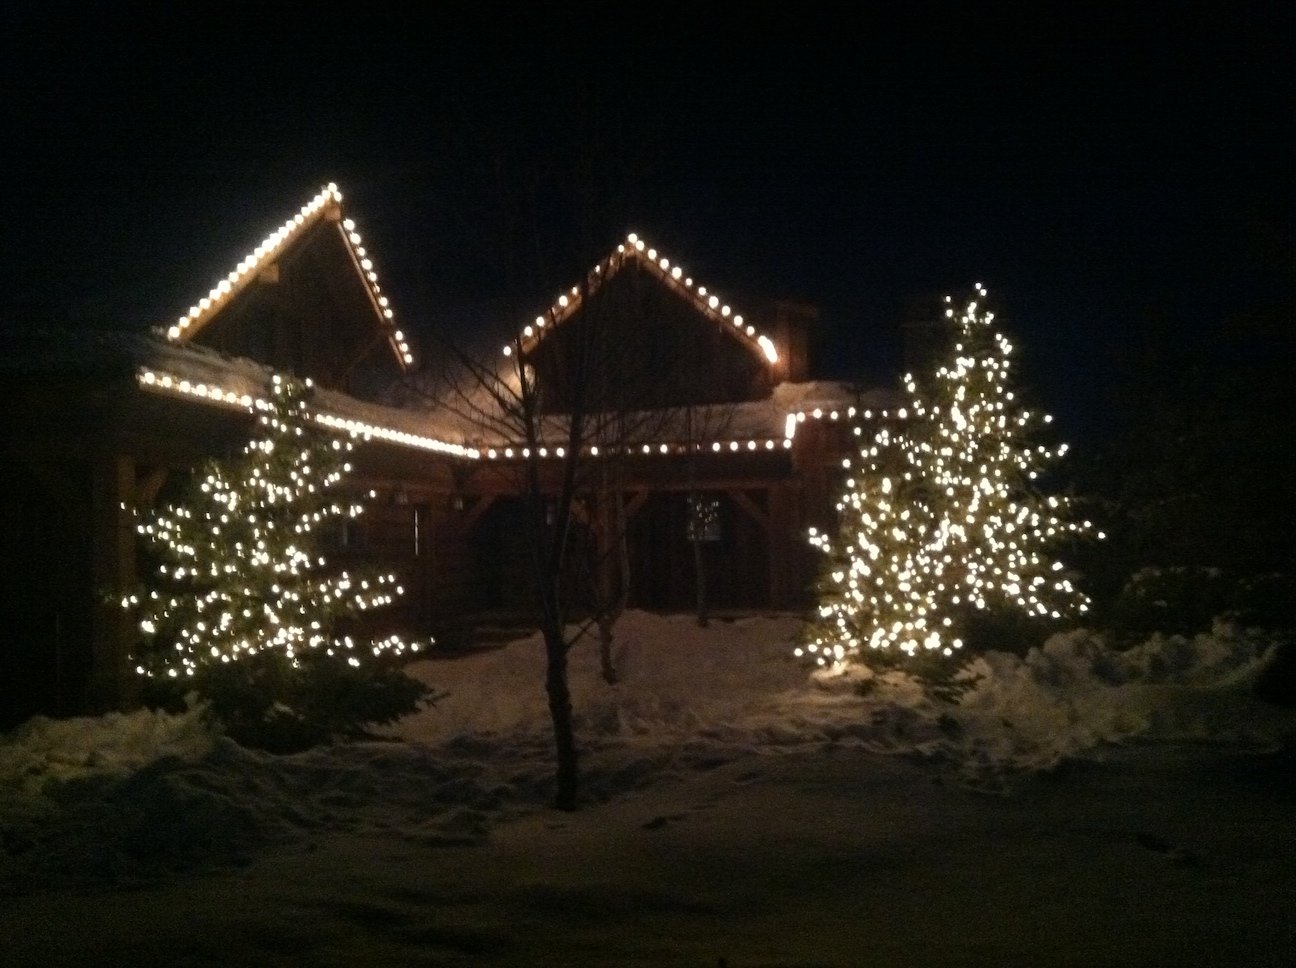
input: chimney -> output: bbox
[900,293,949,379]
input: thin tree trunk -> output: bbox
[596,614,618,685]
[542,624,579,811]
[685,406,710,628]
[693,533,709,628]
[595,489,626,684]
[526,404,582,812]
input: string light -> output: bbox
[163,183,414,368]
[501,232,781,367]
[477,436,792,459]
[145,208,881,465]
[129,375,833,464]
[138,367,478,458]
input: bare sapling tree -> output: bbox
[578,456,630,685]
[413,265,691,809]
[681,403,738,629]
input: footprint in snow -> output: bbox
[642,813,688,830]
[1135,831,1200,866]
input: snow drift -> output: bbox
[1,611,1288,893]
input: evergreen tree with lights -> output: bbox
[124,374,432,751]
[797,285,1101,680]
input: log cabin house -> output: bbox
[0,184,898,727]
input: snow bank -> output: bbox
[803,620,1284,785]
[1,612,1290,892]
[393,611,1287,788]
[954,622,1280,761]
[0,705,217,796]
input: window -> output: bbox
[686,494,722,543]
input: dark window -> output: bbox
[687,494,723,543]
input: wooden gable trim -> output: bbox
[505,232,784,378]
[161,183,415,373]
[328,218,411,374]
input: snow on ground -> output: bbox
[2,611,1294,967]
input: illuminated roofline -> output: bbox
[138,368,895,464]
[137,367,475,458]
[502,232,780,367]
[162,183,415,370]
[474,403,896,457]
[479,437,794,461]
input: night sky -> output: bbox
[2,5,1291,444]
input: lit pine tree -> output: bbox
[798,285,1102,675]
[123,374,430,749]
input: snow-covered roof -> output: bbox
[134,348,898,463]
[0,327,476,459]
[161,183,416,371]
[3,333,899,470]
[416,378,902,460]
[134,337,476,459]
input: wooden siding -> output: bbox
[185,215,402,400]
[528,260,774,413]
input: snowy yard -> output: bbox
[2,611,1294,967]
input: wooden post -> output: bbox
[767,483,792,608]
[87,454,137,712]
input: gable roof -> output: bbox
[161,183,415,372]
[103,194,895,464]
[501,232,781,371]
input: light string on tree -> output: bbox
[122,374,423,678]
[796,284,1103,670]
